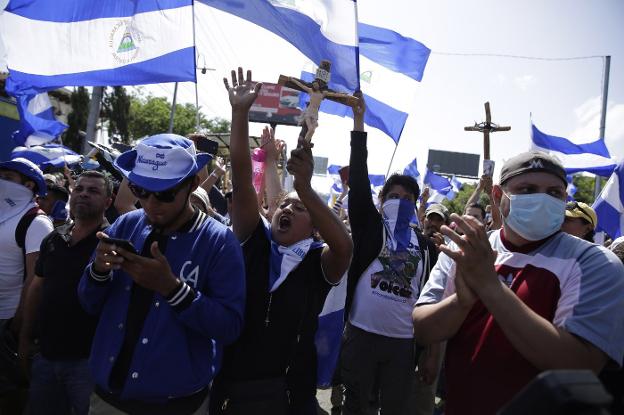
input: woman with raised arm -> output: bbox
[209,68,353,415]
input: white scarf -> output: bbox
[264,219,324,292]
[0,179,36,225]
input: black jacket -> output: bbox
[345,131,438,319]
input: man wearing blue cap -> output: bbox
[78,134,246,414]
[0,157,53,333]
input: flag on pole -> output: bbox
[531,123,617,177]
[446,176,463,201]
[199,0,360,92]
[403,158,421,180]
[12,92,67,147]
[566,174,577,201]
[592,160,624,239]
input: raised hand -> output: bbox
[287,139,314,193]
[350,90,366,131]
[261,126,284,162]
[223,67,262,112]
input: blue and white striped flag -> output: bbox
[327,163,384,203]
[403,158,421,181]
[12,92,67,147]
[424,170,453,204]
[199,1,430,143]
[11,143,83,169]
[1,0,196,90]
[531,123,617,177]
[315,275,347,388]
[566,174,577,201]
[592,160,624,239]
[200,0,360,91]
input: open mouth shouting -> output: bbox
[277,214,292,231]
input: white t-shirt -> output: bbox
[0,212,53,319]
[349,232,425,338]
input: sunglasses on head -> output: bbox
[128,180,189,203]
[566,201,594,226]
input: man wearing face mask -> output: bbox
[341,93,438,415]
[0,158,53,333]
[413,151,624,415]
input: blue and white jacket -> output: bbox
[78,209,246,402]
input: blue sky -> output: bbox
[1,0,623,187]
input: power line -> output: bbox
[431,51,604,62]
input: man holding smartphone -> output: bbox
[78,134,246,414]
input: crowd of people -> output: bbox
[0,68,623,415]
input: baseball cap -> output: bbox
[114,134,212,192]
[565,201,597,229]
[0,157,47,196]
[425,203,449,222]
[500,151,567,187]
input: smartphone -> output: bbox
[101,237,138,255]
[195,137,219,155]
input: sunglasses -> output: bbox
[566,201,594,226]
[128,181,189,203]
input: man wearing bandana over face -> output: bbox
[341,93,438,415]
[413,151,624,414]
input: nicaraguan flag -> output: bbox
[12,92,68,147]
[592,160,624,239]
[315,275,347,388]
[403,158,420,180]
[199,0,360,91]
[1,0,195,90]
[327,163,384,203]
[446,175,462,201]
[424,169,452,204]
[11,143,83,169]
[531,123,617,177]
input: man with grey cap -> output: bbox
[423,203,449,246]
[413,151,624,414]
[78,134,246,414]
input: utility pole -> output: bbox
[594,56,611,200]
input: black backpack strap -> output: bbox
[15,207,46,281]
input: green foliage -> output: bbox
[442,183,479,215]
[571,175,603,204]
[127,94,231,139]
[103,86,131,143]
[63,87,90,152]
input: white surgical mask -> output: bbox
[501,191,565,241]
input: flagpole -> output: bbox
[594,55,611,201]
[385,142,399,178]
[168,82,178,134]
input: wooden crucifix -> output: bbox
[278,60,358,143]
[464,102,511,176]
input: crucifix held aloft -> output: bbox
[464,102,511,169]
[278,60,358,143]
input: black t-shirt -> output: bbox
[35,222,105,360]
[217,221,332,398]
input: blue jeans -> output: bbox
[29,355,94,415]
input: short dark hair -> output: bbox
[379,174,420,203]
[465,203,486,219]
[77,171,113,197]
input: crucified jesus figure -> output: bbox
[287,77,347,143]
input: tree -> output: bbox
[63,87,90,152]
[442,183,479,215]
[103,86,131,143]
[127,94,231,139]
[571,175,601,205]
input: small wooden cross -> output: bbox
[464,102,511,160]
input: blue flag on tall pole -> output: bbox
[531,123,617,177]
[1,0,196,145]
[403,158,421,180]
[592,160,624,239]
[198,1,430,143]
[424,170,453,203]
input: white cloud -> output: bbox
[513,75,535,91]
[570,96,624,160]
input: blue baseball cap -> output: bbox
[114,134,212,192]
[0,157,47,196]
